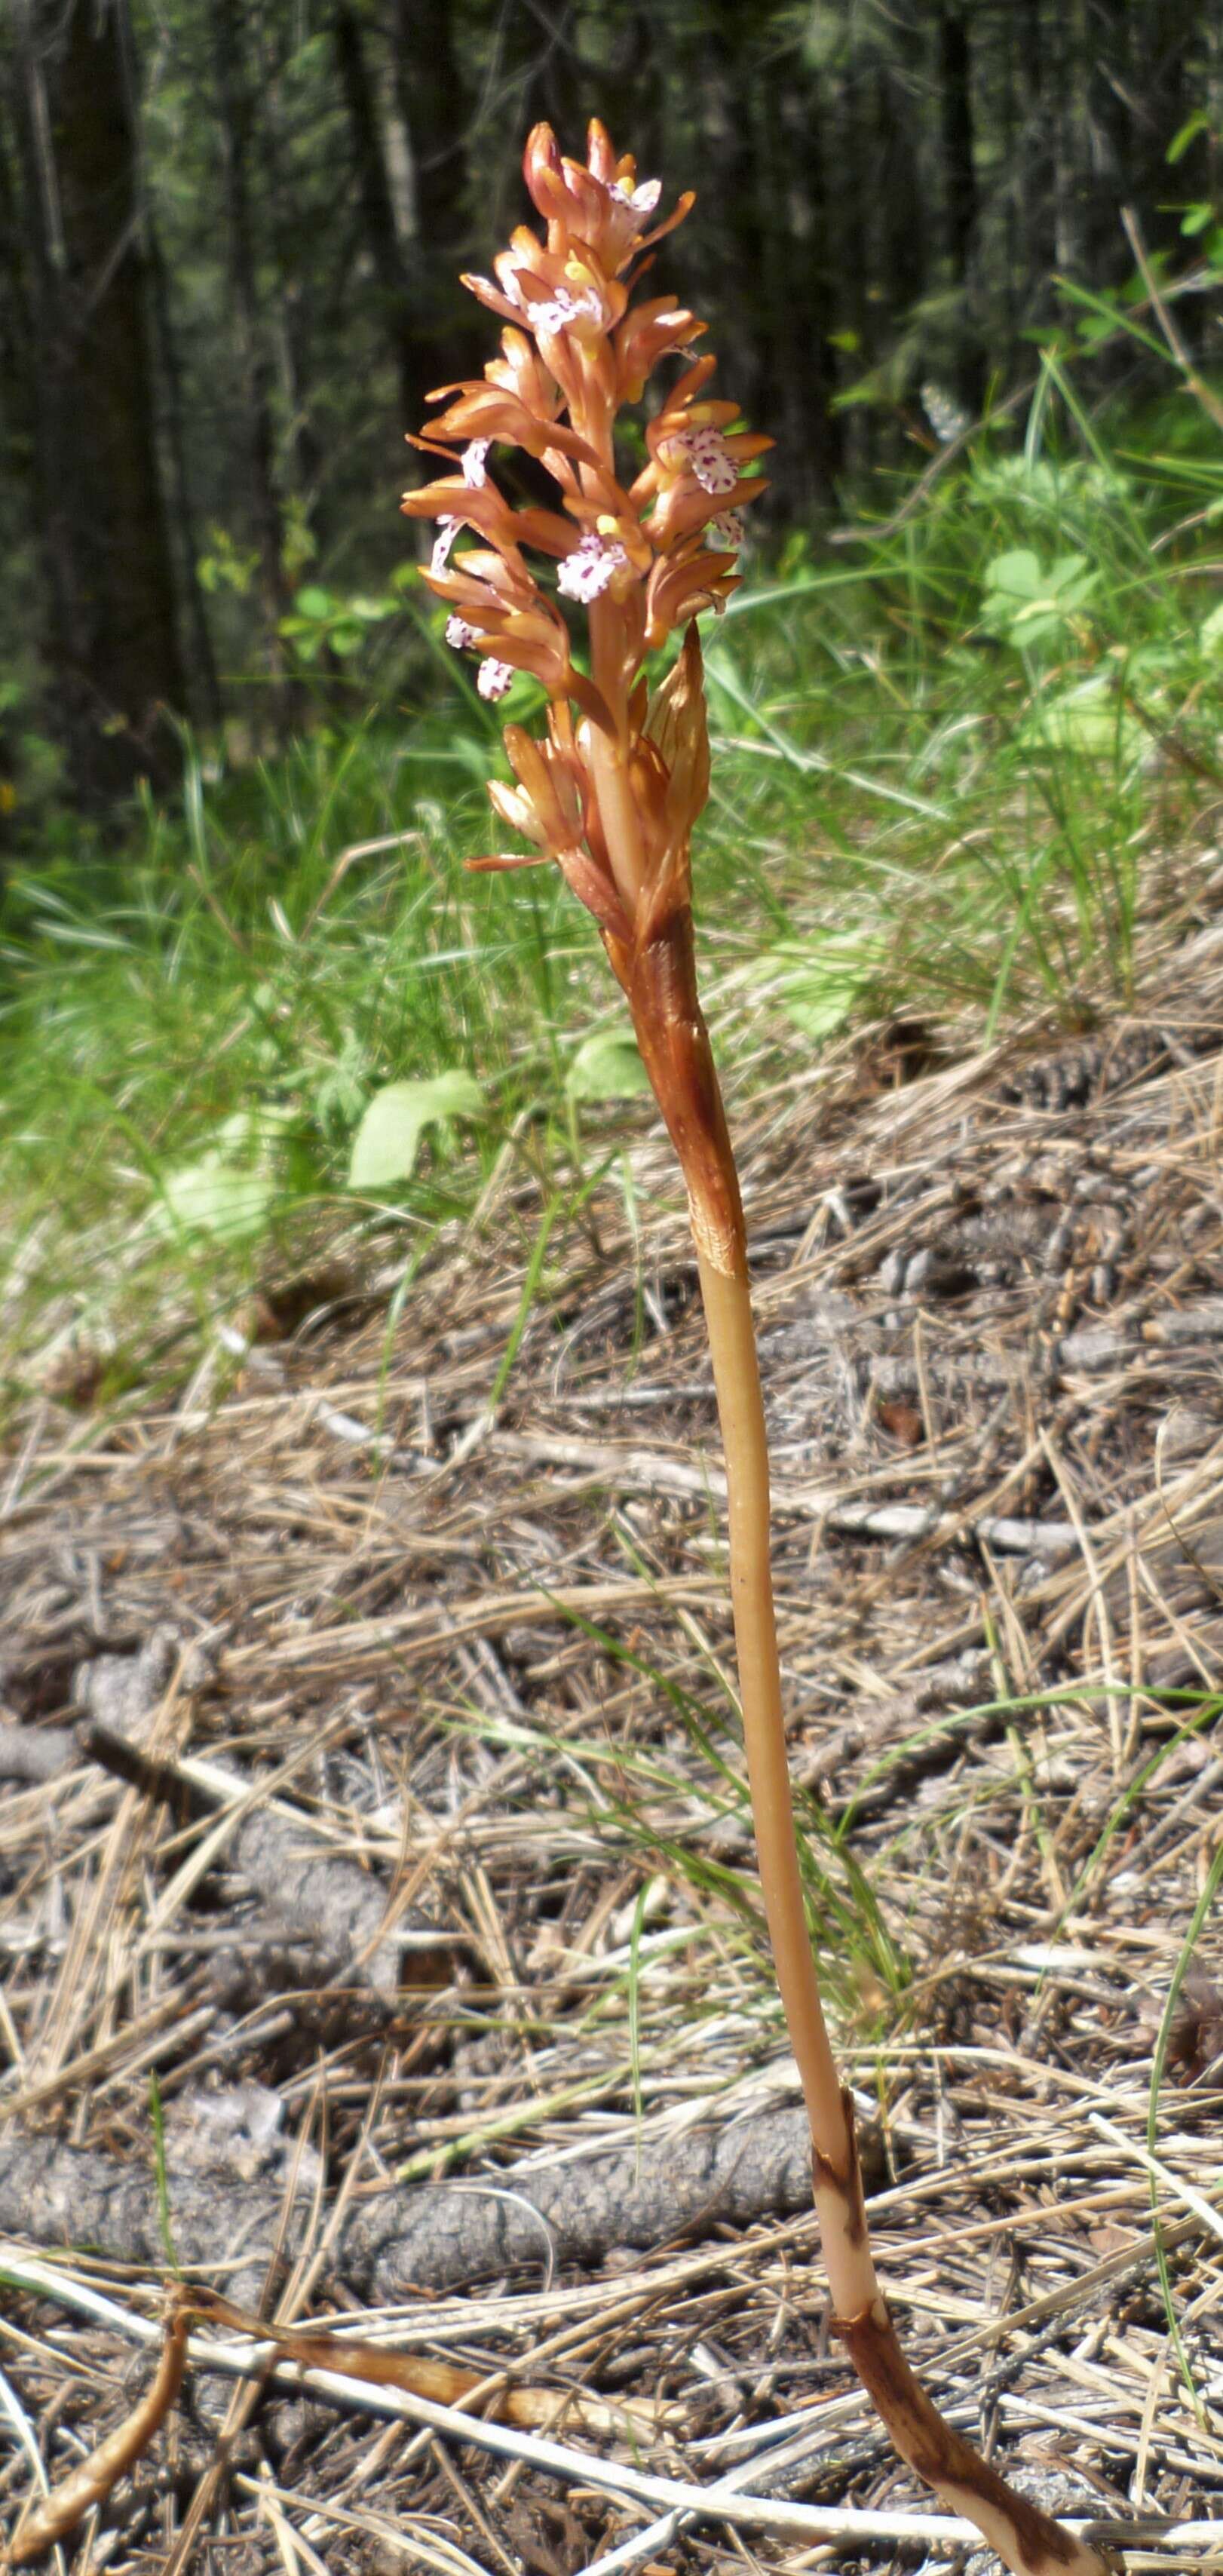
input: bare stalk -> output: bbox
[691,1235,1115,2576]
[602,716,1116,2568]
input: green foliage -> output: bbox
[750,934,881,1040]
[978,547,1099,649]
[198,528,261,598]
[348,1071,484,1189]
[3,296,1220,1407]
[280,578,406,667]
[155,1110,290,1244]
[147,2072,182,2276]
[565,1030,652,1102]
[1166,106,1223,268]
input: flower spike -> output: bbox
[403,122,1117,2576]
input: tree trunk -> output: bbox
[389,0,481,407]
[207,0,296,738]
[1017,0,1056,319]
[0,77,34,439]
[937,2,983,410]
[11,0,185,810]
[333,0,415,425]
[764,80,844,508]
[143,155,222,732]
[1050,0,1087,280]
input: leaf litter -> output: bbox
[1,907,1222,2571]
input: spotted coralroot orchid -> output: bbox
[403,124,1115,2576]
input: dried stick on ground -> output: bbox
[5,2297,189,2568]
[401,118,1117,2574]
[0,2107,829,2301]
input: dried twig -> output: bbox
[5,2298,188,2568]
[0,2107,839,2297]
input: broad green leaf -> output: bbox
[566,1030,652,1102]
[293,585,334,619]
[348,1072,483,1188]
[1020,679,1142,762]
[980,548,1096,646]
[1200,602,1223,658]
[753,932,878,1040]
[1047,551,1095,596]
[157,1158,275,1244]
[983,549,1044,602]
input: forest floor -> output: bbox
[2,895,1223,2574]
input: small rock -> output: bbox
[72,1624,219,1732]
[166,2079,323,2191]
[73,1627,179,1730]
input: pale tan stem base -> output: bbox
[695,1257,873,2302]
[584,720,645,918]
[694,1247,1115,2576]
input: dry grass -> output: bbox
[2,913,1222,2573]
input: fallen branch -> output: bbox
[189,2287,663,2433]
[0,2105,837,2301]
[5,2297,188,2569]
[492,1429,1079,1558]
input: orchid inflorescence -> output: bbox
[404,119,765,713]
[402,121,766,1207]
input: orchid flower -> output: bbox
[403,119,1116,2576]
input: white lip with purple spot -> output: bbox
[557,530,628,603]
[477,657,515,700]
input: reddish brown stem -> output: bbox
[586,710,1114,2568]
[693,1240,1114,2576]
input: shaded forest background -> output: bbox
[2,0,1221,826]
